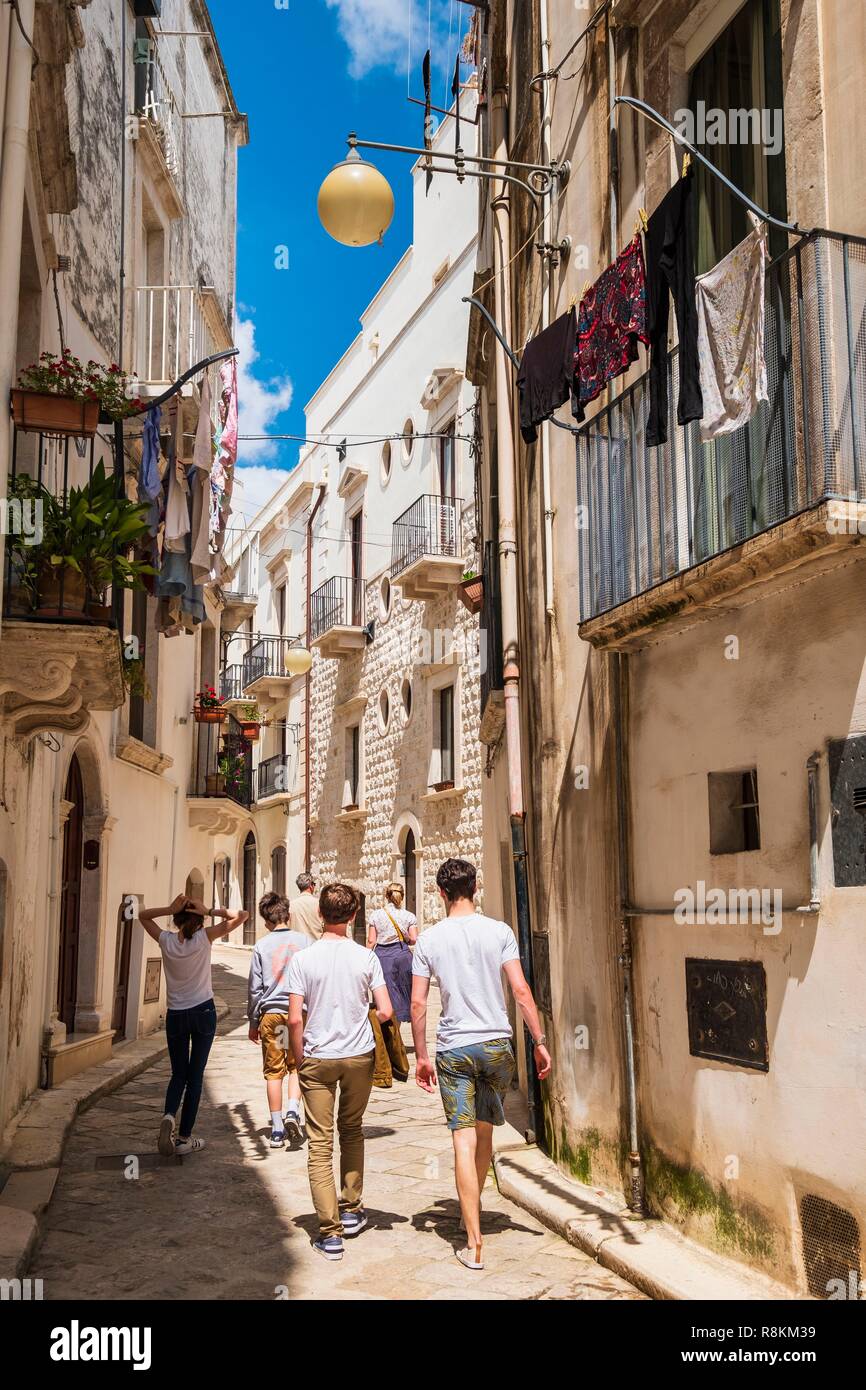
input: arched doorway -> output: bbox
[58,754,85,1030]
[242,832,257,944]
[403,829,417,916]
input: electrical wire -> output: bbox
[8,0,38,70]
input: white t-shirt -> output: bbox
[411,913,520,1052]
[159,928,214,1010]
[287,936,385,1058]
[369,905,416,946]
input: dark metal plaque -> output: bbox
[531,933,551,1015]
[828,735,866,886]
[685,957,769,1071]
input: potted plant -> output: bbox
[458,568,484,614]
[6,463,154,618]
[218,750,247,799]
[122,653,152,701]
[194,685,227,724]
[12,350,147,437]
[237,701,265,742]
[432,780,456,793]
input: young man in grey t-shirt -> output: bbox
[411,858,551,1272]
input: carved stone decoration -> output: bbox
[0,623,125,739]
[187,799,248,836]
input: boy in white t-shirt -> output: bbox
[411,858,551,1272]
[287,883,393,1261]
[248,892,311,1149]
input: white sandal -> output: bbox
[456,1245,484,1270]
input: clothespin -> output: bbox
[582,280,592,298]
[636,207,648,234]
[682,151,692,177]
[568,292,578,311]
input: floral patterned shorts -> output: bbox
[436,1038,516,1130]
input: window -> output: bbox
[381,440,392,485]
[271,845,286,896]
[242,833,257,945]
[436,684,455,787]
[708,769,761,854]
[379,574,392,620]
[402,418,415,462]
[128,586,148,743]
[276,583,287,636]
[401,677,413,724]
[438,419,456,500]
[350,511,364,625]
[345,724,361,808]
[378,687,391,734]
[236,546,251,595]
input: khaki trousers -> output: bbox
[299,1051,375,1237]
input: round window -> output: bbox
[379,574,392,621]
[401,418,414,463]
[401,677,413,724]
[381,439,392,485]
[378,687,391,733]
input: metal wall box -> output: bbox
[685,957,769,1071]
[828,735,866,886]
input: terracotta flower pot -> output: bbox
[36,563,87,618]
[238,721,260,742]
[11,389,99,439]
[458,575,484,614]
[194,705,227,724]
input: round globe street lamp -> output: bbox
[284,642,313,677]
[317,143,395,247]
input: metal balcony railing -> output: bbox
[4,429,126,627]
[133,285,218,389]
[576,230,866,622]
[190,710,253,808]
[220,665,245,702]
[258,753,294,800]
[241,636,293,690]
[310,576,365,639]
[391,493,462,579]
[134,35,182,180]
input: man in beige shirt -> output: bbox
[290,873,323,940]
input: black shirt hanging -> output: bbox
[516,307,578,444]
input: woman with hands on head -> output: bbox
[138,892,249,1156]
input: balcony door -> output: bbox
[350,511,363,626]
[403,829,417,916]
[58,755,84,1031]
[437,421,457,554]
[242,832,257,946]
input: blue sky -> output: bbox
[206,0,470,521]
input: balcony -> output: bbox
[188,711,253,835]
[257,752,297,804]
[133,285,231,394]
[391,493,464,600]
[133,36,184,218]
[310,576,367,658]
[575,231,866,650]
[0,428,127,738]
[240,636,297,704]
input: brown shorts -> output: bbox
[259,1012,296,1080]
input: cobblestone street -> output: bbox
[32,948,644,1302]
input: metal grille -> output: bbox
[241,635,292,690]
[310,575,365,639]
[391,493,462,578]
[576,232,866,620]
[800,1194,861,1299]
[190,711,253,809]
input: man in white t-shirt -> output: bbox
[411,858,551,1272]
[287,883,393,1261]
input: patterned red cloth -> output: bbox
[573,234,649,421]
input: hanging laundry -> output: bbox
[190,371,214,585]
[139,404,162,506]
[211,356,238,543]
[573,234,649,422]
[695,213,768,441]
[517,307,577,444]
[163,400,190,550]
[645,169,703,446]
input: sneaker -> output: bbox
[157,1115,175,1157]
[270,1128,286,1149]
[284,1113,305,1147]
[341,1209,367,1238]
[174,1137,206,1156]
[456,1244,484,1271]
[312,1235,344,1261]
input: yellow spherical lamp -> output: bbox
[318,148,395,248]
[284,644,313,677]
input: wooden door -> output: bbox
[404,829,417,916]
[58,755,84,1031]
[111,905,132,1037]
[242,832,257,944]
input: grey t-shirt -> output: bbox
[248,928,310,1023]
[411,913,520,1052]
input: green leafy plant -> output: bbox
[462,568,478,581]
[238,701,265,724]
[217,750,248,795]
[122,655,152,701]
[17,350,147,420]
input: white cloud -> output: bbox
[325,0,452,79]
[233,463,294,522]
[234,315,293,463]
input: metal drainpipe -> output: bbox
[0,0,37,619]
[304,483,326,874]
[491,86,542,1145]
[539,0,555,618]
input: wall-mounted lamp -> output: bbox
[284,644,313,677]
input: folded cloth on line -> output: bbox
[695,212,768,441]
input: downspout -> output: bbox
[0,0,36,618]
[490,86,542,1145]
[304,483,326,874]
[538,0,555,618]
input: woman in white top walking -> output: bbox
[139,893,248,1155]
[366,882,417,1022]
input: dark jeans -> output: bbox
[164,998,217,1138]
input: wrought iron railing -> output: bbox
[190,710,253,808]
[3,429,126,626]
[391,493,463,579]
[133,285,217,390]
[258,752,294,800]
[575,231,866,621]
[310,575,365,638]
[220,665,245,702]
[241,635,293,690]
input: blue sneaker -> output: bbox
[341,1209,367,1238]
[270,1128,286,1149]
[312,1235,344,1261]
[284,1113,306,1147]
